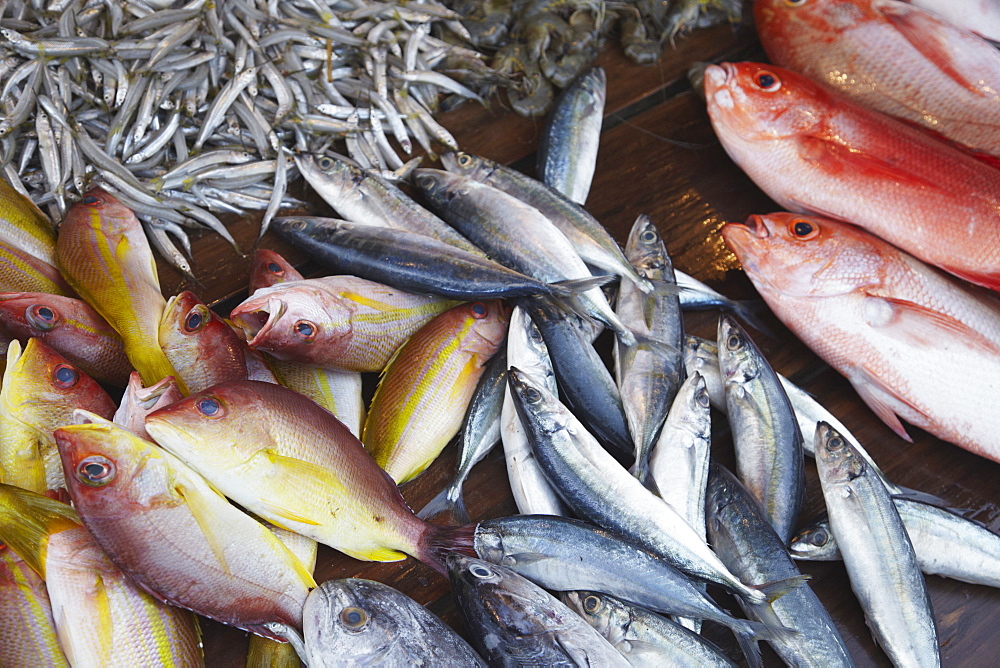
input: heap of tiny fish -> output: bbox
[0,0,511,275]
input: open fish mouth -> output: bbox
[231,298,287,349]
[742,214,771,239]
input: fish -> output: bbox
[791,501,1000,588]
[718,315,804,543]
[722,212,1000,462]
[814,422,940,667]
[500,306,570,517]
[561,591,738,667]
[0,239,75,297]
[55,188,184,391]
[507,368,806,606]
[55,413,314,640]
[249,249,305,290]
[614,215,684,482]
[144,380,475,573]
[0,484,203,667]
[299,578,486,667]
[439,152,653,294]
[0,174,57,266]
[271,215,611,302]
[704,61,1000,291]
[906,0,1000,42]
[706,463,854,667]
[363,300,509,484]
[447,552,631,667]
[2,338,116,491]
[0,292,131,387]
[159,291,248,394]
[417,349,507,523]
[755,0,1000,156]
[296,153,483,254]
[112,372,183,442]
[414,168,636,345]
[0,541,69,667]
[231,276,461,373]
[537,66,606,205]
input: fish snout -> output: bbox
[231,298,287,349]
[743,214,771,239]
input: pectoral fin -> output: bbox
[848,365,918,442]
[174,483,231,576]
[862,293,1000,354]
[796,135,939,191]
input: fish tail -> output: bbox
[733,628,764,668]
[246,635,301,668]
[728,298,775,338]
[415,483,472,525]
[549,274,616,298]
[416,522,478,575]
[751,573,810,604]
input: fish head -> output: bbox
[0,292,69,338]
[789,519,839,560]
[144,380,283,474]
[231,284,354,365]
[295,153,363,199]
[506,366,570,436]
[303,579,399,662]
[439,151,496,181]
[459,300,511,357]
[624,214,670,279]
[814,421,866,484]
[722,212,885,300]
[717,314,767,386]
[159,291,218,346]
[674,372,712,435]
[411,168,469,206]
[559,591,626,643]
[249,249,303,291]
[55,412,172,518]
[59,188,137,236]
[115,372,183,440]
[2,338,116,429]
[446,552,506,595]
[703,61,826,142]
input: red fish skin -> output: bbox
[159,291,248,394]
[704,61,1000,292]
[755,0,1000,156]
[249,249,304,292]
[0,292,132,387]
[722,212,1000,463]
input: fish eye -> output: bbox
[470,303,487,319]
[640,229,658,244]
[827,436,844,451]
[339,607,368,630]
[470,564,493,579]
[790,219,819,240]
[184,307,208,333]
[810,528,829,546]
[696,388,710,408]
[266,262,283,275]
[196,397,223,418]
[523,386,542,403]
[82,194,101,206]
[78,455,115,486]
[583,595,602,613]
[725,333,742,350]
[784,0,807,5]
[316,156,335,170]
[294,320,317,342]
[414,174,436,190]
[27,305,58,331]
[754,70,781,92]
[457,152,473,167]
[289,219,306,232]
[53,364,79,388]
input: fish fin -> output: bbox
[879,3,1000,97]
[92,572,114,666]
[416,487,451,520]
[939,266,1000,292]
[849,366,915,441]
[416,522,477,575]
[257,498,324,527]
[173,483,232,576]
[416,481,471,524]
[341,545,408,562]
[0,485,80,579]
[549,274,618,298]
[734,629,764,668]
[862,292,1000,354]
[260,448,347,494]
[749,573,810,605]
[246,636,300,668]
[795,135,941,191]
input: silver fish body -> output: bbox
[814,423,940,668]
[301,578,485,667]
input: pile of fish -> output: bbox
[0,0,511,274]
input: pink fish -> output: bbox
[755,0,1000,157]
[722,212,1000,463]
[704,61,1000,292]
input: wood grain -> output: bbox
[163,23,1000,668]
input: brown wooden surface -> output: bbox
[162,22,1000,668]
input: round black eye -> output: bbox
[82,195,101,206]
[794,221,813,236]
[457,152,472,166]
[811,529,829,546]
[523,387,541,403]
[184,309,206,333]
[289,219,306,232]
[266,262,282,274]
[583,595,601,613]
[294,320,316,341]
[755,71,781,91]
[27,305,58,331]
[196,397,222,417]
[827,436,844,451]
[53,364,78,388]
[471,303,487,319]
[726,333,741,350]
[78,455,115,486]
[340,607,368,629]
[470,564,493,578]
[640,229,657,243]
[696,388,710,408]
[317,156,334,170]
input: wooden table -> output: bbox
[164,22,1000,668]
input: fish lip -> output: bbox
[743,214,770,239]
[233,298,286,348]
[703,63,733,90]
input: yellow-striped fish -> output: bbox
[0,544,69,667]
[0,483,204,667]
[0,240,74,296]
[363,301,510,483]
[0,176,57,267]
[55,188,184,392]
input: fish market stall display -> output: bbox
[0,2,998,666]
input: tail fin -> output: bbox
[416,522,478,575]
[548,274,617,298]
[415,482,471,525]
[734,629,764,668]
[750,573,810,604]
